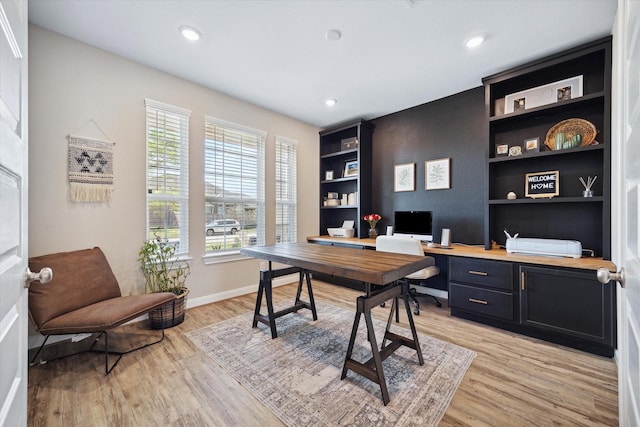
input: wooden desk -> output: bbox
[307,235,618,356]
[306,235,616,271]
[240,242,433,405]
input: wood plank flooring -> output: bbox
[27,280,618,426]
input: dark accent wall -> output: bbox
[371,86,487,246]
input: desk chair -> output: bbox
[376,236,441,315]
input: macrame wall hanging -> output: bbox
[67,134,115,202]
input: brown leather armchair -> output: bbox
[28,247,176,374]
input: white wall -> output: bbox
[28,25,319,305]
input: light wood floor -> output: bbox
[28,280,618,426]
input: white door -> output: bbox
[0,0,29,425]
[615,0,640,424]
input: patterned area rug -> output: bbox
[187,303,475,426]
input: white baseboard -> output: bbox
[187,273,298,308]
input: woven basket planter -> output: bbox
[149,288,189,329]
[544,118,597,150]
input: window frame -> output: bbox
[144,98,191,255]
[275,135,298,244]
[203,116,266,257]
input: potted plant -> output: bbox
[138,235,191,329]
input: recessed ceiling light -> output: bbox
[465,35,485,48]
[180,26,202,41]
[325,29,342,41]
[325,99,337,107]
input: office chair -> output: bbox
[376,235,441,315]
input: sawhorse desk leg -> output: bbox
[252,264,317,339]
[341,281,423,405]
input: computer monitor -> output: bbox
[393,211,433,242]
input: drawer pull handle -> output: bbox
[468,298,488,305]
[468,270,488,276]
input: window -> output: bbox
[204,116,266,253]
[275,136,297,244]
[145,99,190,254]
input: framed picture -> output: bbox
[425,158,451,190]
[344,160,358,177]
[394,163,415,192]
[496,144,509,157]
[524,137,540,153]
[513,97,526,112]
[557,86,572,101]
[504,75,583,113]
[325,170,334,180]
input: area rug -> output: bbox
[187,303,476,426]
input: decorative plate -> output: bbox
[544,118,597,150]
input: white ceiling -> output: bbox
[28,0,617,129]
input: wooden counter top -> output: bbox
[306,235,616,272]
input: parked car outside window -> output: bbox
[205,219,242,236]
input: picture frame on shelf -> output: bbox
[325,170,334,180]
[524,137,540,153]
[504,75,583,113]
[496,143,509,157]
[394,163,415,192]
[425,158,451,190]
[344,160,358,177]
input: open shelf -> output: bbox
[489,92,605,122]
[488,144,604,163]
[320,148,358,159]
[319,120,373,238]
[489,196,604,205]
[483,36,611,258]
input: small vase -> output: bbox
[368,228,378,239]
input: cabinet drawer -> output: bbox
[449,257,513,290]
[449,283,514,321]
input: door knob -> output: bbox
[597,267,625,288]
[25,267,53,287]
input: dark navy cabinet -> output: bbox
[449,256,616,357]
[520,265,615,349]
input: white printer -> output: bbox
[327,220,356,238]
[504,231,582,258]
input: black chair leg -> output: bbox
[89,327,166,375]
[29,335,51,366]
[30,328,166,375]
[408,286,442,315]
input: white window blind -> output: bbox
[145,99,190,254]
[275,136,297,244]
[204,116,266,253]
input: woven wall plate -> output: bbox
[544,118,597,150]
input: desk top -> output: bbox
[241,242,434,286]
[306,235,616,272]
